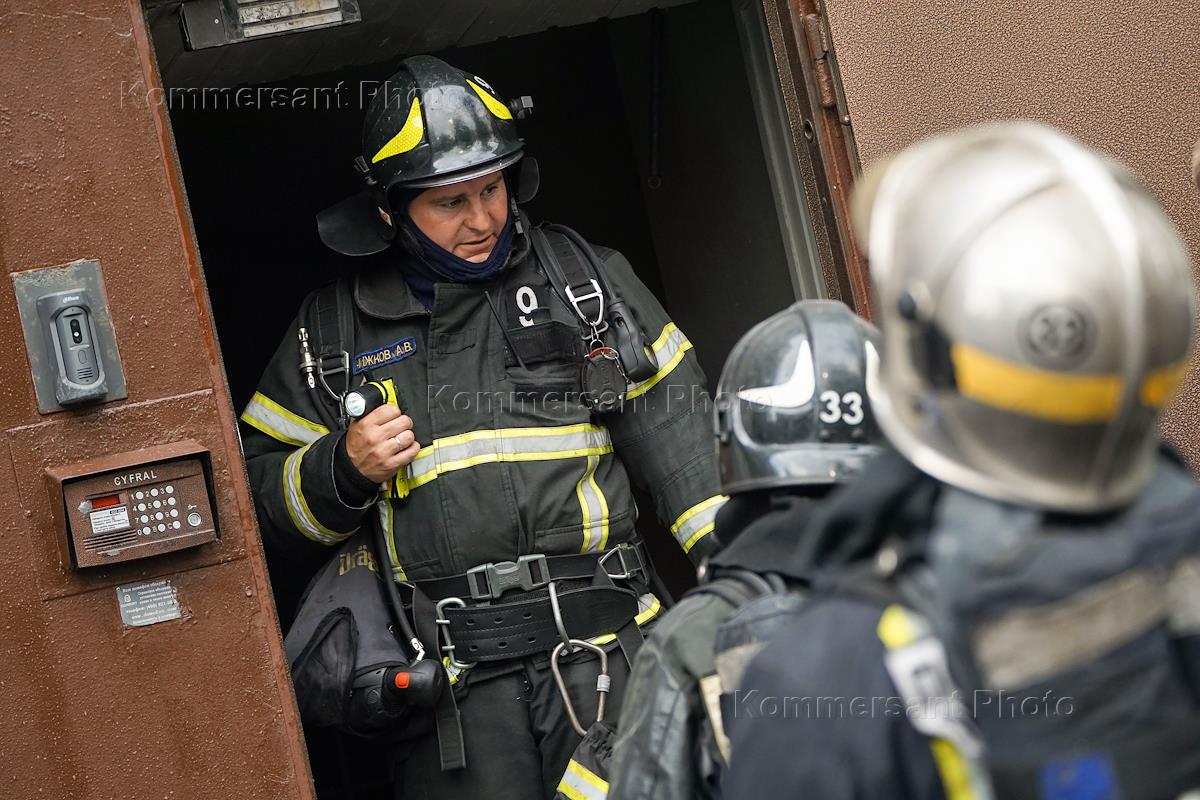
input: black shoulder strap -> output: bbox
[313,278,355,365]
[530,224,659,381]
[530,225,606,333]
[302,278,356,431]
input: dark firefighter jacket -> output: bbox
[238,236,723,594]
[724,450,1200,800]
[609,491,822,800]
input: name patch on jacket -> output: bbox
[353,337,417,374]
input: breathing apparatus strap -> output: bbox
[296,279,357,432]
[530,225,659,383]
[313,279,355,424]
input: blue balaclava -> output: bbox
[395,183,517,309]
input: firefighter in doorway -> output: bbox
[238,55,723,799]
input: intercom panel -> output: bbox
[46,441,218,569]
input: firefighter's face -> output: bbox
[407,172,508,263]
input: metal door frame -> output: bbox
[746,0,874,317]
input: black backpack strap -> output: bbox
[531,224,659,382]
[530,226,606,336]
[300,279,356,431]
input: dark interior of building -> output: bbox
[152,0,810,795]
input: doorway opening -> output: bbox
[150,1,821,795]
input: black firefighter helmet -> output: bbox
[318,55,526,256]
[714,300,883,494]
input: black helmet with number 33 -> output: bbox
[714,300,883,494]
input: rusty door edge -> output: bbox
[125,2,318,794]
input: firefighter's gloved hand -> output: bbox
[346,404,421,483]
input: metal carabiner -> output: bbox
[550,639,611,737]
[434,597,478,670]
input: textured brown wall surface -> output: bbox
[0,2,313,797]
[823,0,1200,463]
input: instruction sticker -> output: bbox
[89,505,130,534]
[117,579,181,627]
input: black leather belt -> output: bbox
[436,584,640,664]
[415,542,648,603]
[418,543,651,665]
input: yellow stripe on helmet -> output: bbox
[371,98,424,164]
[951,343,1188,424]
[467,79,513,120]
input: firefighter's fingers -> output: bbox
[385,440,421,471]
[390,430,416,451]
[346,411,412,481]
[375,414,415,441]
[360,402,403,428]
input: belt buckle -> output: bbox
[598,543,643,582]
[466,553,550,600]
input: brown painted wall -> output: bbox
[0,1,313,797]
[823,0,1200,463]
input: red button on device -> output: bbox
[393,672,410,689]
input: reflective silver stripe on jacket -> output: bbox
[576,455,610,553]
[376,498,407,581]
[1168,558,1200,635]
[670,495,728,553]
[241,391,329,446]
[283,445,355,545]
[974,557,1200,689]
[626,323,694,400]
[394,424,613,497]
[556,758,608,800]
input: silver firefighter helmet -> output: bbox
[714,300,884,494]
[856,121,1195,512]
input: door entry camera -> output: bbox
[12,259,128,413]
[38,289,106,405]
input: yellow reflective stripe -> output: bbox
[670,495,728,553]
[626,323,694,400]
[467,79,514,120]
[878,605,978,800]
[589,594,661,646]
[371,98,424,163]
[930,739,977,800]
[951,344,1188,424]
[393,424,613,497]
[283,445,355,545]
[577,458,594,553]
[682,524,715,553]
[877,604,920,648]
[576,456,609,554]
[557,758,609,800]
[591,465,610,551]
[241,391,329,446]
[375,496,406,581]
[435,422,604,449]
